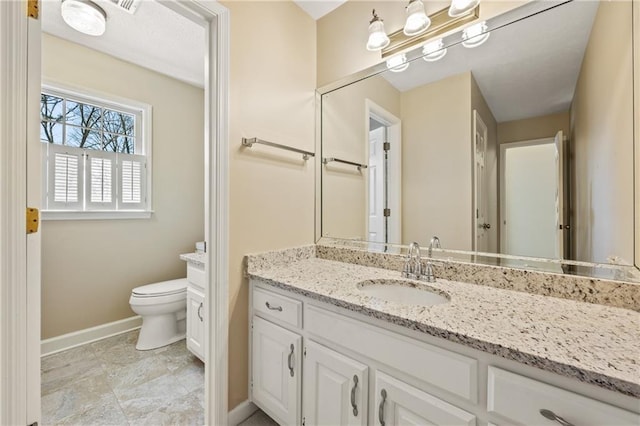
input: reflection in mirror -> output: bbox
[321,0,635,270]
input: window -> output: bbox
[40,85,152,219]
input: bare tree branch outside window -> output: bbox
[40,93,136,154]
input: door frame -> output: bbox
[0,0,230,424]
[364,99,402,245]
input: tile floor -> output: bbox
[41,330,204,425]
[41,329,279,426]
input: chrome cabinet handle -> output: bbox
[540,409,575,426]
[197,302,203,322]
[378,389,387,425]
[287,344,295,377]
[265,301,283,312]
[350,375,359,416]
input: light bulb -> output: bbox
[367,10,390,51]
[462,21,489,48]
[403,0,431,36]
[386,54,409,73]
[422,39,447,62]
[448,0,481,17]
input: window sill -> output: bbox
[42,210,154,221]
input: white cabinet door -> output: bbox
[375,372,476,426]
[303,341,368,426]
[252,316,302,425]
[186,286,205,362]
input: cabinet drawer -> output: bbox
[253,287,302,329]
[306,305,477,402]
[187,264,205,290]
[376,371,476,426]
[487,367,640,426]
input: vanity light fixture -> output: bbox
[403,0,431,36]
[462,21,489,48]
[376,3,479,59]
[422,38,447,62]
[448,0,481,17]
[61,0,107,36]
[366,9,391,51]
[386,53,410,73]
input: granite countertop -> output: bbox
[247,255,640,398]
[179,252,205,267]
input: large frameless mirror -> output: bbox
[319,0,639,281]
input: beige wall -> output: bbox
[570,1,634,264]
[470,74,498,252]
[41,34,205,339]
[322,75,400,240]
[498,111,570,144]
[401,72,472,249]
[317,1,528,86]
[222,1,316,410]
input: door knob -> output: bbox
[481,223,491,230]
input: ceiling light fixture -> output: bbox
[448,0,481,17]
[386,53,410,73]
[403,0,431,36]
[61,0,107,37]
[422,39,447,62]
[366,9,390,51]
[462,21,489,48]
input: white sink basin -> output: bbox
[357,279,449,306]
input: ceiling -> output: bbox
[381,1,600,123]
[42,0,205,87]
[41,0,344,89]
[293,0,347,20]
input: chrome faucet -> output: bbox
[402,242,422,279]
[428,236,441,257]
[423,236,441,283]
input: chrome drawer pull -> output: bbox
[350,375,359,416]
[378,389,387,425]
[287,344,295,377]
[197,302,204,322]
[540,409,575,426]
[265,301,283,312]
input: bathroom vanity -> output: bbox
[246,246,640,426]
[181,252,206,362]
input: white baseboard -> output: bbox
[41,315,142,357]
[228,400,258,426]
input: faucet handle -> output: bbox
[422,261,436,283]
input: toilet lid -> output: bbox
[132,278,188,297]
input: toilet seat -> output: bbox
[132,278,188,297]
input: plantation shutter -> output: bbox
[118,153,146,210]
[46,144,84,210]
[85,151,117,210]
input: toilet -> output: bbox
[129,278,188,350]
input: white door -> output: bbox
[303,341,368,426]
[26,5,43,424]
[500,139,559,259]
[251,316,301,425]
[368,126,386,243]
[186,287,205,362]
[365,100,402,246]
[554,130,565,260]
[374,372,476,426]
[473,110,490,253]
